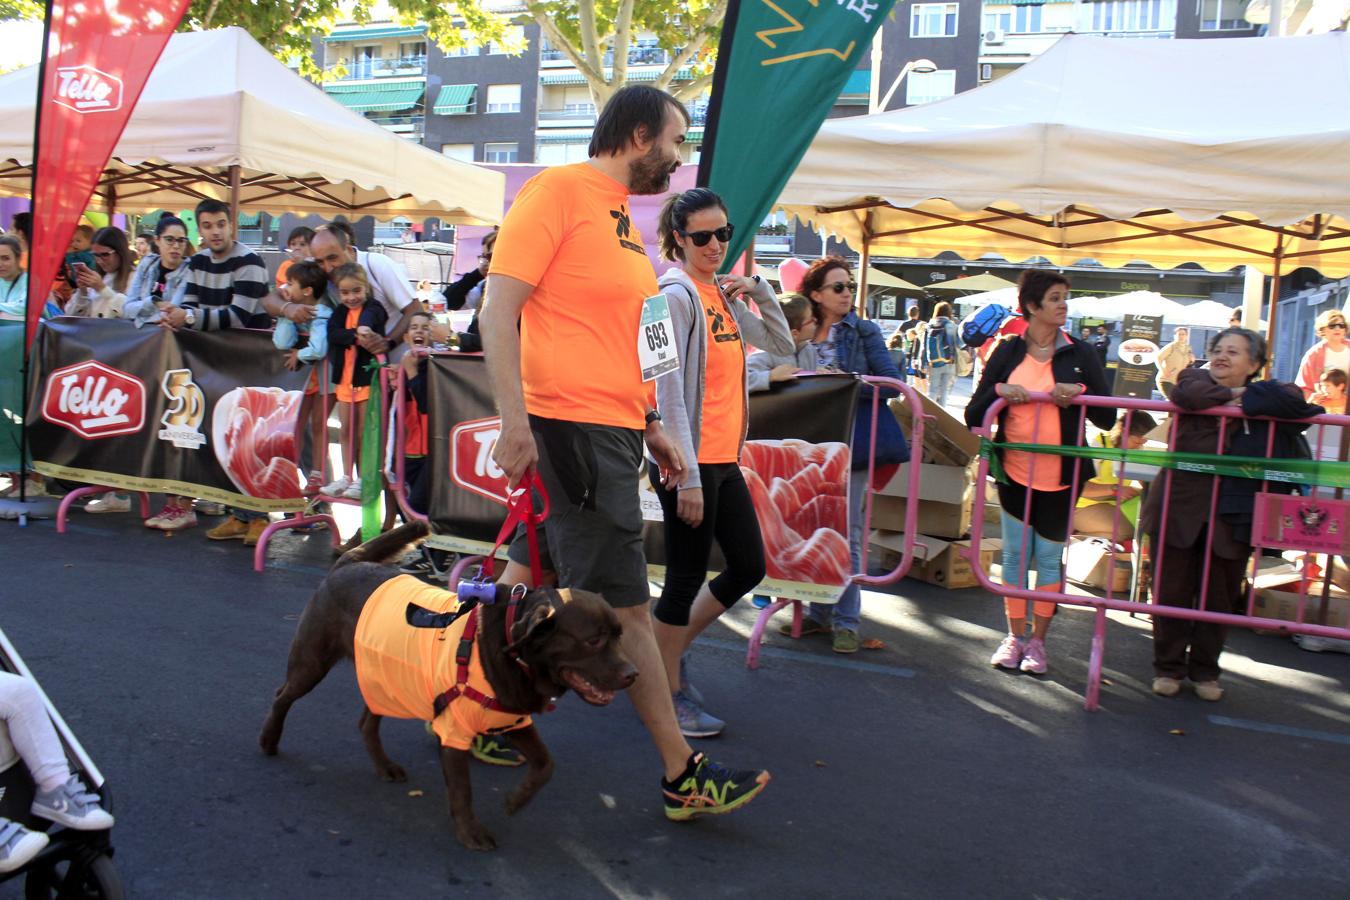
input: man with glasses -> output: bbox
[1296,309,1350,399]
[481,85,770,823]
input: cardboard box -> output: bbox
[870,493,973,540]
[870,530,1001,590]
[890,394,981,467]
[1065,537,1134,593]
[873,461,975,502]
[1253,582,1350,628]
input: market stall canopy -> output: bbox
[866,268,925,292]
[0,27,504,224]
[959,287,1017,309]
[778,33,1350,276]
[926,273,1017,293]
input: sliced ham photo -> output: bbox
[211,386,306,500]
[740,439,852,588]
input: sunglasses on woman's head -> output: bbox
[679,224,734,247]
[825,282,857,294]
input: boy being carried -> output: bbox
[274,260,333,489]
[746,294,820,393]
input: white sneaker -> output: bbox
[0,818,48,873]
[343,479,364,500]
[159,507,198,531]
[84,494,130,514]
[1,479,45,499]
[320,477,350,496]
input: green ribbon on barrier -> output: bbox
[979,439,1350,489]
[360,359,389,542]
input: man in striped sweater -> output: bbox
[162,199,270,332]
[163,198,273,545]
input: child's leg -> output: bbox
[308,397,327,480]
[334,402,352,478]
[0,673,68,792]
[350,399,367,478]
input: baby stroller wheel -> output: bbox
[24,853,124,900]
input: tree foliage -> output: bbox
[5,0,724,102]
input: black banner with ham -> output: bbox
[26,319,310,512]
[425,357,860,601]
[645,375,860,603]
[425,353,510,553]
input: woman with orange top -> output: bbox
[966,270,1113,675]
[652,188,794,738]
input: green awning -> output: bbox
[323,25,427,42]
[324,81,425,113]
[237,212,261,227]
[539,67,693,85]
[537,125,703,144]
[839,69,870,97]
[433,83,476,115]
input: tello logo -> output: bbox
[42,361,145,439]
[450,417,510,506]
[53,65,123,114]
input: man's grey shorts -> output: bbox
[506,415,648,608]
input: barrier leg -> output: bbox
[135,492,151,518]
[448,555,483,587]
[55,487,109,534]
[746,598,792,670]
[252,514,341,573]
[1085,605,1108,712]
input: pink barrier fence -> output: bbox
[968,392,1350,710]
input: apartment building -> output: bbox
[979,0,1259,83]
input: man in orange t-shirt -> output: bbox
[480,85,769,823]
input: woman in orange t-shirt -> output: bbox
[650,188,794,737]
[965,270,1113,675]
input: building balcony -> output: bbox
[325,56,428,81]
[538,46,672,67]
[367,114,426,136]
[538,105,598,124]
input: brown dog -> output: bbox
[258,521,638,850]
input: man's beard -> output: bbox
[628,144,675,195]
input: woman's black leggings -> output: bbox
[650,461,766,627]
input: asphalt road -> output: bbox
[1,508,1348,899]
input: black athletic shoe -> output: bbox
[662,753,770,821]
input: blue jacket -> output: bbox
[830,311,903,380]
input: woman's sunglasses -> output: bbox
[824,282,858,294]
[679,224,734,247]
[1327,321,1347,330]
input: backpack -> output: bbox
[960,303,1011,349]
[926,322,955,369]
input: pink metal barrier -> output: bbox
[968,391,1350,711]
[56,487,151,532]
[746,375,926,668]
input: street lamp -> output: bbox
[876,58,939,112]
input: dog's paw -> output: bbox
[378,762,408,783]
[455,822,498,851]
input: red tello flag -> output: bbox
[25,0,190,347]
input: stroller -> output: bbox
[0,627,124,899]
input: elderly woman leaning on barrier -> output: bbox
[965,269,1114,676]
[1139,328,1319,703]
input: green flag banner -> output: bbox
[698,0,898,270]
[980,439,1350,490]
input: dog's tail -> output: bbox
[333,521,431,570]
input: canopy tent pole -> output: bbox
[857,210,873,319]
[103,183,116,217]
[1263,236,1285,378]
[228,164,241,223]
[742,236,755,276]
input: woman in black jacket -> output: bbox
[966,270,1113,674]
[1139,329,1318,702]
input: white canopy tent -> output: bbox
[778,31,1350,349]
[0,28,504,224]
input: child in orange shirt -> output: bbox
[321,263,387,500]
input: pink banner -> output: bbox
[1255,492,1350,555]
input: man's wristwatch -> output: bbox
[644,409,662,426]
[183,309,196,326]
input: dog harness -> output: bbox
[354,576,532,751]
